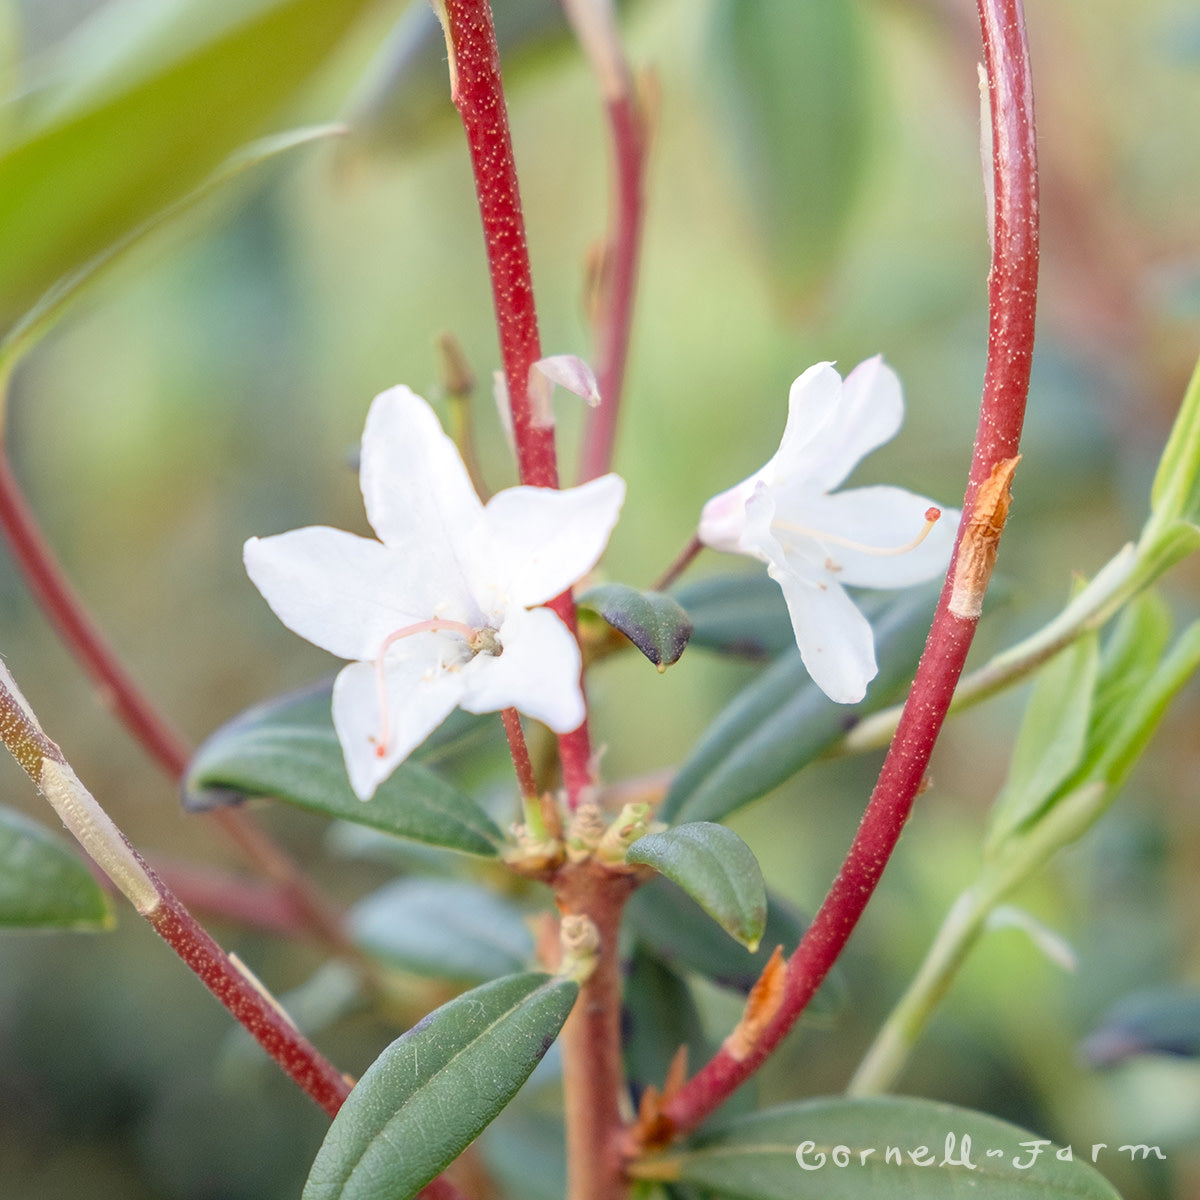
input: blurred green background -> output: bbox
[1,0,1199,1197]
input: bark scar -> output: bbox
[949,455,1021,619]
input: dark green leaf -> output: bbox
[0,0,378,326]
[673,572,794,660]
[302,972,577,1200]
[579,583,693,669]
[0,805,113,930]
[627,823,766,952]
[706,2,869,303]
[1083,985,1200,1065]
[185,681,504,857]
[349,878,533,984]
[623,946,711,1097]
[986,629,1100,850]
[625,878,843,1017]
[663,587,937,824]
[639,1097,1122,1199]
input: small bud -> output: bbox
[565,803,607,862]
[559,914,600,983]
[596,801,652,864]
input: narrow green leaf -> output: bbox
[624,878,843,1016]
[0,0,378,326]
[185,681,504,857]
[627,823,766,952]
[0,805,113,930]
[349,878,533,984]
[623,946,712,1097]
[1149,352,1200,526]
[706,2,869,302]
[673,572,794,660]
[986,628,1100,850]
[0,123,344,385]
[1083,985,1200,1065]
[663,587,936,824]
[638,1097,1122,1199]
[579,583,693,669]
[303,973,577,1200]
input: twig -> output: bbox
[655,0,1039,1141]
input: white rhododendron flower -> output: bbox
[699,357,958,704]
[245,386,625,799]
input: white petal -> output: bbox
[533,355,602,406]
[805,356,905,492]
[359,386,484,607]
[699,475,761,554]
[782,486,959,590]
[770,564,878,704]
[331,646,465,800]
[244,528,426,661]
[480,474,626,608]
[767,361,845,483]
[458,606,585,733]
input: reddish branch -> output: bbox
[440,0,594,805]
[656,0,1039,1140]
[578,91,647,483]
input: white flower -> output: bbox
[245,386,625,799]
[699,357,958,704]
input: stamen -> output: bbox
[372,618,484,759]
[774,507,942,559]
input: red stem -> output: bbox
[501,706,538,797]
[578,93,646,483]
[441,0,595,806]
[659,0,1039,1138]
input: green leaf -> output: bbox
[0,0,378,327]
[579,583,693,670]
[0,123,344,386]
[624,877,843,1016]
[986,627,1100,850]
[623,946,712,1097]
[0,805,113,930]
[706,2,869,303]
[663,587,936,824]
[1083,985,1200,1065]
[638,1097,1122,1199]
[185,682,504,857]
[480,1108,567,1200]
[627,823,766,952]
[349,878,533,984]
[302,972,577,1200]
[1149,352,1200,527]
[673,572,794,660]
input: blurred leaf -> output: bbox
[623,946,711,1097]
[637,1097,1122,1198]
[185,681,504,857]
[673,572,793,660]
[579,582,693,669]
[480,1108,567,1200]
[663,587,937,824]
[706,1,869,303]
[0,0,379,327]
[349,878,533,984]
[0,805,113,930]
[302,973,577,1200]
[625,877,843,1015]
[0,122,344,387]
[627,823,766,952]
[1082,985,1200,1066]
[986,627,1099,850]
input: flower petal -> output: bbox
[769,564,878,704]
[359,385,484,607]
[331,645,466,800]
[804,356,905,491]
[766,361,845,483]
[244,528,427,661]
[784,486,959,589]
[479,474,626,608]
[458,606,585,733]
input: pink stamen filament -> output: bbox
[774,507,941,559]
[373,619,482,758]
